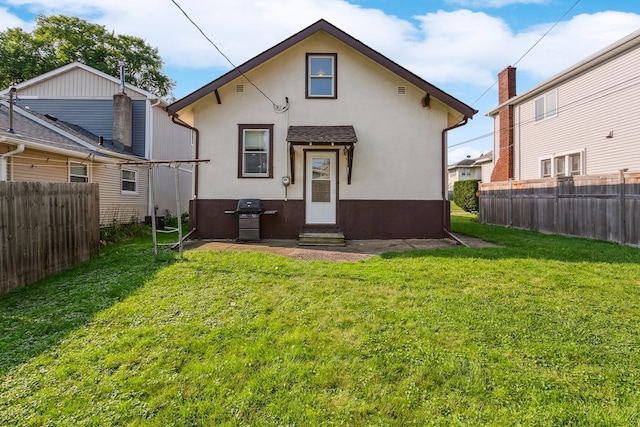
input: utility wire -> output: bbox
[169,0,288,112]
[471,0,582,106]
[449,72,640,149]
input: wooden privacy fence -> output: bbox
[480,173,640,247]
[1,182,100,295]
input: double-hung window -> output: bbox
[534,90,558,122]
[121,169,138,194]
[69,162,89,183]
[307,53,337,98]
[238,124,273,178]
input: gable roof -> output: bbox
[0,62,160,100]
[166,19,477,118]
[486,29,640,116]
[0,102,142,161]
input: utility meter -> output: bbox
[281,176,291,186]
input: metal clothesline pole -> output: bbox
[118,159,209,260]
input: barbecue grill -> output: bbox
[225,199,276,242]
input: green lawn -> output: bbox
[1,216,639,426]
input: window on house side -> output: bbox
[69,162,89,183]
[121,169,137,194]
[569,153,581,176]
[541,159,551,177]
[540,152,582,178]
[555,157,565,176]
[307,54,336,98]
[238,124,273,178]
[534,90,558,122]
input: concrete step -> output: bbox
[298,231,345,246]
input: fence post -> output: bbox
[619,170,626,245]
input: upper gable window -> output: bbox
[306,53,337,98]
[534,90,557,122]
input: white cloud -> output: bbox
[0,6,32,30]
[2,1,640,96]
[445,0,548,8]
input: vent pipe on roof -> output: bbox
[118,61,126,94]
[7,87,17,134]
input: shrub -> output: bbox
[453,179,480,213]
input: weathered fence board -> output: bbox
[480,173,640,247]
[0,182,99,295]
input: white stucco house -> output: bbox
[487,29,640,182]
[166,19,477,240]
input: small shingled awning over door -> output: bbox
[286,125,357,184]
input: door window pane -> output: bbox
[311,158,331,202]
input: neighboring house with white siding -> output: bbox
[487,29,640,182]
[0,62,193,218]
[166,19,477,241]
[447,155,482,197]
[0,102,148,225]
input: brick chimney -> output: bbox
[113,92,132,152]
[491,66,516,182]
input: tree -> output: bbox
[0,15,174,97]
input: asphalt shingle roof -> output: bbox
[286,125,357,144]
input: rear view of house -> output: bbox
[167,19,476,241]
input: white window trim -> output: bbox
[534,89,558,123]
[121,168,138,195]
[69,161,90,183]
[538,149,584,178]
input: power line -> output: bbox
[449,72,640,149]
[471,0,582,106]
[169,0,288,113]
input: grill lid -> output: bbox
[237,198,262,213]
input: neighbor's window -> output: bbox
[541,159,551,177]
[238,124,274,178]
[69,162,89,183]
[534,90,558,122]
[569,153,581,176]
[121,169,137,193]
[307,53,337,98]
[540,152,582,178]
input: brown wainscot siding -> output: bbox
[191,199,449,240]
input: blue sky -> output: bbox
[2,0,640,161]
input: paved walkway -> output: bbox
[190,233,499,262]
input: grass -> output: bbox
[1,218,639,426]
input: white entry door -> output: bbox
[305,151,337,225]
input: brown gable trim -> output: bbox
[166,19,477,118]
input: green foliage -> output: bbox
[100,222,149,244]
[453,179,480,213]
[164,213,189,229]
[0,15,174,97]
[2,219,640,425]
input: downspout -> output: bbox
[441,117,469,238]
[0,140,25,181]
[171,114,200,234]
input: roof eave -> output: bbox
[166,19,477,118]
[485,29,640,117]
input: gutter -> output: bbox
[441,117,469,235]
[170,114,200,234]
[0,139,25,181]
